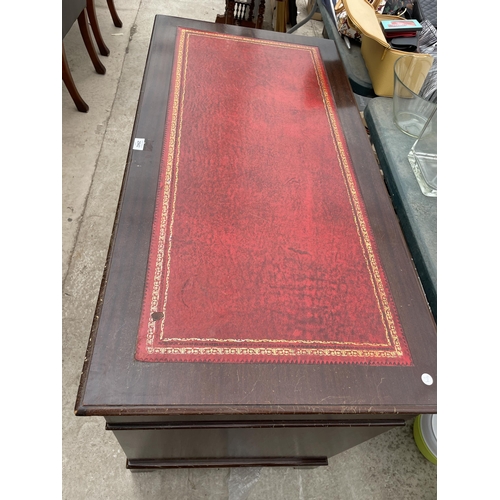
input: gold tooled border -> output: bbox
[144,28,405,360]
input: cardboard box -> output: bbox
[307,0,322,21]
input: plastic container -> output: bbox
[407,106,437,197]
[413,414,437,464]
[393,55,437,137]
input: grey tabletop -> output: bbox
[364,97,436,320]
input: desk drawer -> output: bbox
[106,418,406,467]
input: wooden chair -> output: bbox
[106,0,123,28]
[216,0,266,29]
[86,0,110,56]
[87,0,124,56]
[62,0,105,112]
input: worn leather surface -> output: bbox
[135,28,412,366]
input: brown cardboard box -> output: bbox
[307,0,322,21]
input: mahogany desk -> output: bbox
[75,15,437,471]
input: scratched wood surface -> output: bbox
[75,15,436,417]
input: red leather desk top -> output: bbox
[135,28,411,366]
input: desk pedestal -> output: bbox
[106,415,408,470]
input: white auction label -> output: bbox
[421,373,433,385]
[133,138,145,150]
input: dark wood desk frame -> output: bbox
[75,15,436,470]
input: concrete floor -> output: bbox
[62,1,437,498]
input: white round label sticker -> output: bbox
[421,373,433,385]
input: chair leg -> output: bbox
[62,43,89,113]
[257,0,265,29]
[248,0,255,22]
[78,9,106,75]
[226,1,235,24]
[216,0,235,25]
[288,0,297,26]
[86,0,110,56]
[107,0,123,28]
